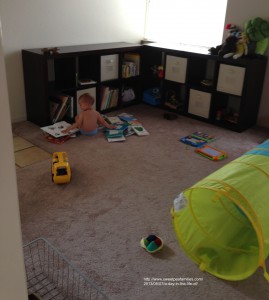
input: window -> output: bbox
[144,0,228,48]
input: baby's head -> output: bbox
[78,93,95,110]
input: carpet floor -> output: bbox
[13,104,269,300]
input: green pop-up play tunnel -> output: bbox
[172,140,269,282]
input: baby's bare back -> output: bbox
[80,109,99,132]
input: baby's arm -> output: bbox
[97,113,116,129]
[62,114,82,133]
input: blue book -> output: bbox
[180,135,207,147]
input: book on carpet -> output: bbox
[118,112,137,122]
[114,123,129,131]
[191,131,216,143]
[40,121,79,138]
[180,135,207,147]
[180,131,216,147]
[123,126,135,137]
[105,129,124,139]
[127,119,142,126]
[132,125,150,136]
[45,134,72,144]
[107,135,126,143]
[105,116,124,125]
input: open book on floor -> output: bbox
[41,121,79,138]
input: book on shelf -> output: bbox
[65,96,74,119]
[109,88,119,108]
[50,93,71,124]
[100,86,110,111]
[49,100,60,122]
[123,53,140,76]
[57,96,74,121]
[100,86,119,111]
[122,61,136,78]
[78,79,97,85]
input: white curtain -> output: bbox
[144,0,228,48]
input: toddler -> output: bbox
[62,93,115,136]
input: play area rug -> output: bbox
[13,135,50,167]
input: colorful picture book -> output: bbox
[132,125,150,136]
[180,135,207,147]
[41,121,79,138]
[105,129,125,139]
[180,131,216,147]
[192,131,216,143]
[105,116,124,125]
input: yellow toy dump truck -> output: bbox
[51,152,71,184]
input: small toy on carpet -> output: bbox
[140,235,163,253]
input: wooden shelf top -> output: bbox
[23,42,142,56]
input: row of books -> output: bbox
[123,53,140,76]
[100,86,119,111]
[122,61,137,78]
[50,93,74,124]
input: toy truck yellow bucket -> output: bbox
[171,140,269,282]
[51,152,71,184]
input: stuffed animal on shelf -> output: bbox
[209,24,241,58]
[245,17,269,55]
[233,32,249,59]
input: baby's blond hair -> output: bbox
[79,93,95,106]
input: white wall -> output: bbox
[0,0,146,123]
[0,0,268,126]
[0,18,28,300]
[225,0,269,128]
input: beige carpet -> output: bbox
[13,104,269,300]
[13,135,51,167]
